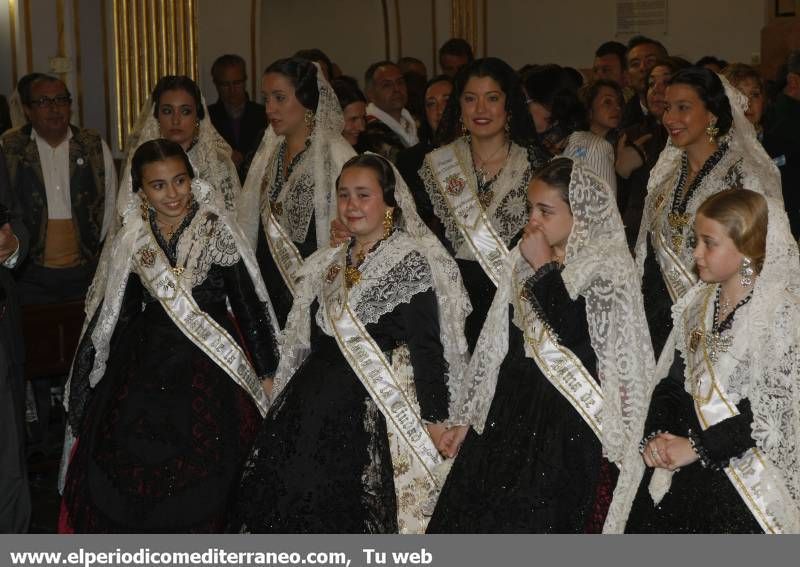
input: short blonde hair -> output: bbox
[696,189,768,273]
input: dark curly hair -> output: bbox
[151,75,205,120]
[436,57,537,147]
[524,64,588,136]
[131,139,194,193]
[667,67,733,137]
[264,57,320,112]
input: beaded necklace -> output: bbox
[704,285,753,363]
[667,143,727,250]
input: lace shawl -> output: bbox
[272,157,472,424]
[237,63,356,249]
[418,138,532,259]
[634,74,783,278]
[606,198,800,533]
[119,97,240,219]
[458,159,655,467]
[72,176,276,397]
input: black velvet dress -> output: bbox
[234,286,450,533]
[62,207,279,533]
[427,268,617,533]
[625,354,762,533]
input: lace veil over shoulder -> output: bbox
[271,153,472,423]
[236,62,356,249]
[458,158,656,466]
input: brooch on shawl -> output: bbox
[139,246,156,267]
[325,263,341,284]
[445,174,465,196]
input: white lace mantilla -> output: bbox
[460,160,655,470]
[238,63,356,250]
[175,210,241,288]
[606,197,800,533]
[420,138,531,259]
[260,143,321,244]
[634,74,783,278]
[636,146,744,272]
[272,155,471,425]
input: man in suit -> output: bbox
[207,54,267,181]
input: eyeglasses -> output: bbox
[30,95,72,108]
[215,79,246,89]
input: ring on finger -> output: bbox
[650,448,659,460]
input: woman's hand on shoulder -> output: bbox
[330,219,352,247]
[615,132,651,179]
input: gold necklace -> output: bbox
[344,240,379,289]
[471,140,508,186]
[156,213,187,240]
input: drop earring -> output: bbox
[740,256,754,287]
[705,118,719,143]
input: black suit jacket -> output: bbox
[208,99,267,160]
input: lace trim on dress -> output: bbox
[420,139,532,258]
[315,231,434,331]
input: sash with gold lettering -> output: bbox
[683,286,792,533]
[651,191,696,302]
[133,228,269,417]
[429,146,508,286]
[513,265,604,441]
[322,249,445,533]
[261,203,304,297]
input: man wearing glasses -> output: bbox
[0,75,116,305]
[208,54,266,179]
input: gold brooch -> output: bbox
[445,174,465,196]
[325,263,341,284]
[139,246,156,267]
[689,328,703,352]
[668,211,691,249]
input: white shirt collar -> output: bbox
[366,103,418,147]
[31,126,72,148]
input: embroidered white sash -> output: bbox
[430,146,508,286]
[514,269,604,442]
[261,203,304,298]
[652,197,696,302]
[133,228,268,417]
[322,251,444,533]
[684,287,790,533]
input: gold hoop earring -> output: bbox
[383,208,394,239]
[705,119,719,143]
[504,113,511,134]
